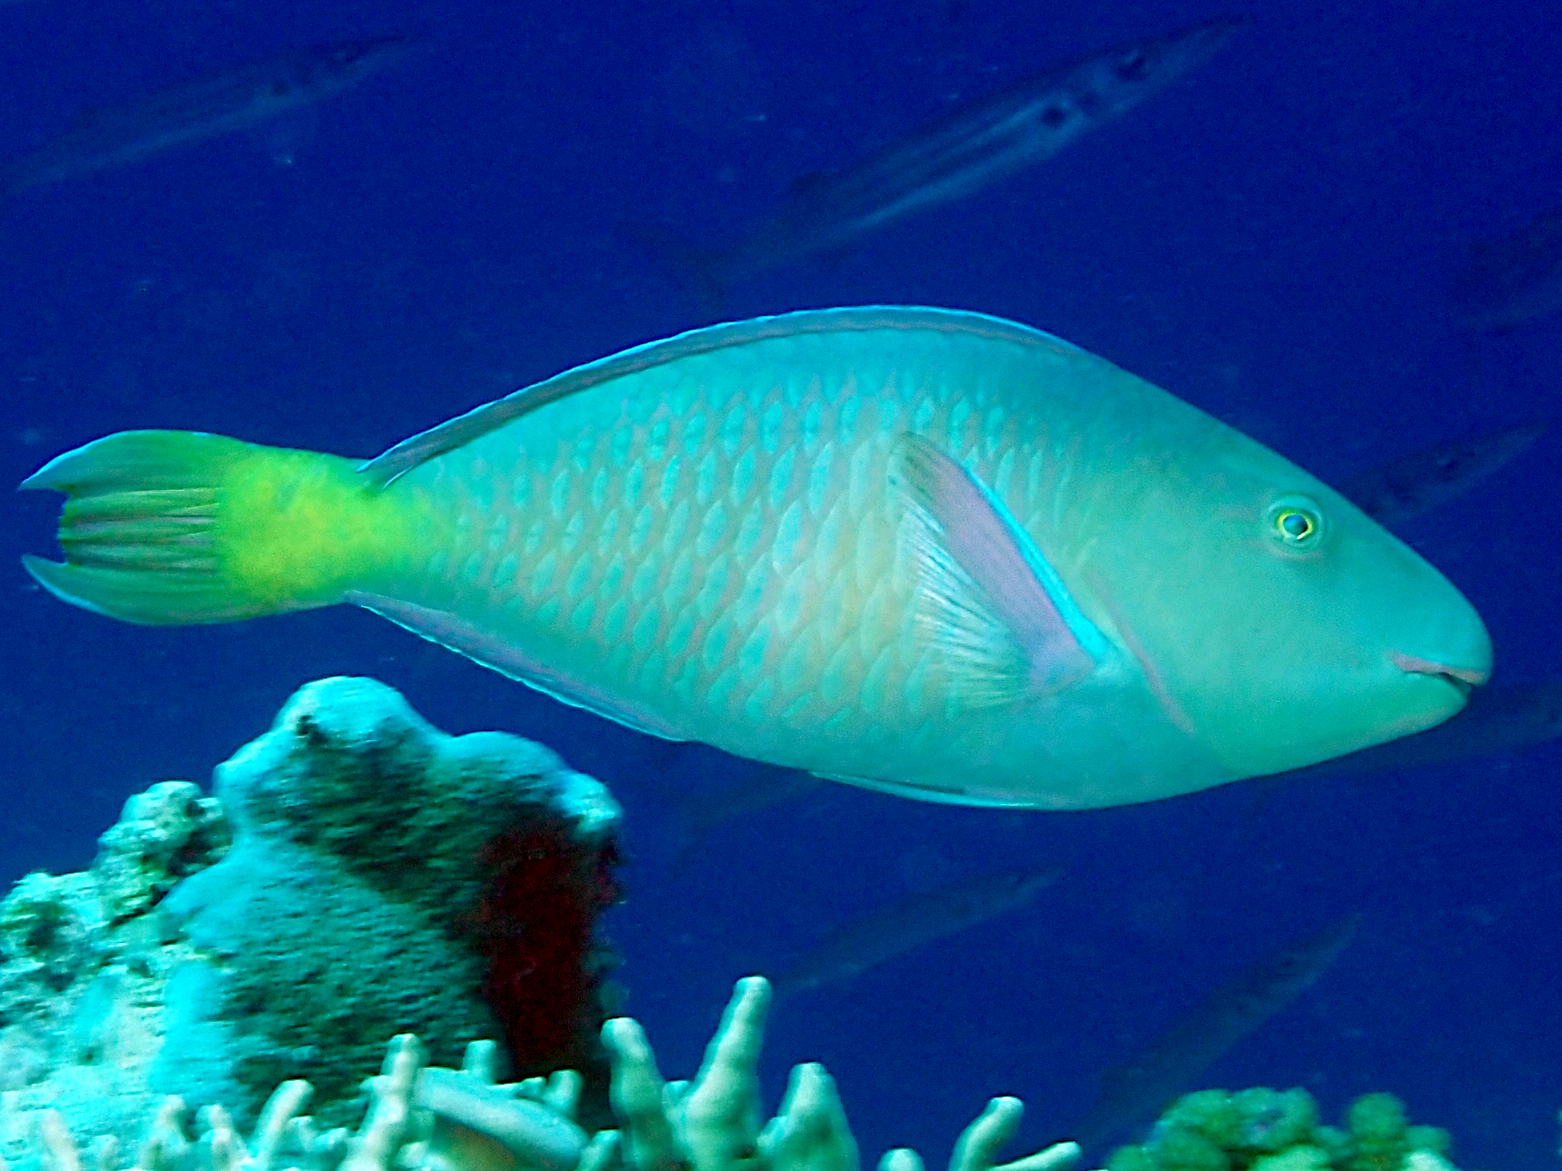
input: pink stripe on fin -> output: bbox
[344,591,688,740]
[893,435,1098,708]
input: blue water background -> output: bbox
[2,0,1559,1167]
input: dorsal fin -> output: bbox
[357,306,1076,487]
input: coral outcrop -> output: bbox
[0,782,230,1167]
[0,678,622,1171]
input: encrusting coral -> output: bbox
[5,977,1080,1171]
[157,677,622,1122]
[0,678,623,1171]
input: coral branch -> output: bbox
[602,978,1079,1171]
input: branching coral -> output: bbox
[6,977,1082,1171]
[12,1036,425,1171]
[599,976,1082,1171]
[6,1035,586,1171]
[3,971,1488,1171]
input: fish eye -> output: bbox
[1277,511,1313,540]
[1114,50,1151,81]
[1265,495,1327,552]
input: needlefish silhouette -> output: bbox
[1453,206,1562,333]
[1335,420,1547,527]
[21,307,1491,810]
[769,866,1062,998]
[4,35,418,192]
[1066,913,1361,1159]
[627,16,1245,305]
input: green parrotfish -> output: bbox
[21,307,1491,809]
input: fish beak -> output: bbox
[1390,651,1491,695]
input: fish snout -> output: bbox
[1390,648,1492,695]
[1386,574,1493,699]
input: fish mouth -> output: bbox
[1390,651,1490,696]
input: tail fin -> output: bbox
[21,430,373,625]
[615,221,730,317]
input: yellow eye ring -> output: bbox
[1266,495,1327,551]
[1276,509,1315,540]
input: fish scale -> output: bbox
[407,335,984,755]
[436,336,1027,747]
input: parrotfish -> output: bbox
[21,307,1491,810]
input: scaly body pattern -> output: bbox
[23,308,1491,809]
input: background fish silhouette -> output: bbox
[5,35,418,191]
[1453,207,1562,333]
[626,17,1243,307]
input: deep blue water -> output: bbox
[3,0,1559,1167]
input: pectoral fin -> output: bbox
[892,434,1105,707]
